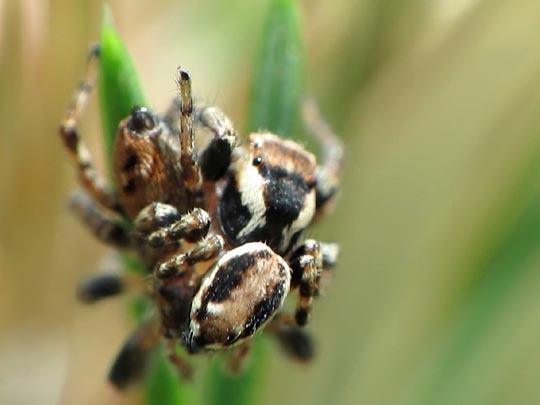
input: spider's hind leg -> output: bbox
[289,239,339,326]
[302,99,343,218]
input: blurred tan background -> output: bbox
[2,0,540,404]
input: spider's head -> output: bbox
[219,133,317,253]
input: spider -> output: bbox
[59,46,343,388]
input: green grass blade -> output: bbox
[206,337,270,405]
[98,5,147,172]
[145,345,199,405]
[207,1,304,404]
[247,0,303,139]
[97,7,198,405]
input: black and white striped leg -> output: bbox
[134,202,182,235]
[70,191,130,248]
[176,68,202,193]
[289,239,339,326]
[316,241,339,297]
[134,202,211,247]
[59,45,120,212]
[147,209,210,247]
[302,99,343,216]
[108,317,160,389]
[195,105,238,181]
[156,234,225,279]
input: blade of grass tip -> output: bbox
[206,1,304,405]
[247,0,303,140]
[98,4,146,172]
[97,7,199,405]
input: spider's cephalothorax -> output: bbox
[61,46,342,388]
[219,133,317,254]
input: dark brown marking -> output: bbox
[204,254,255,303]
[122,179,136,194]
[123,154,139,171]
[60,126,78,152]
[295,308,309,326]
[241,281,286,338]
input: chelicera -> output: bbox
[60,46,343,388]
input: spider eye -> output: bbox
[128,107,156,132]
[252,156,263,166]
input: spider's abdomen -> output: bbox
[185,242,291,352]
[218,133,317,254]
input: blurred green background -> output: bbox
[2,0,540,404]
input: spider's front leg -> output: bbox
[176,69,202,193]
[142,206,224,378]
[195,105,238,181]
[289,239,339,326]
[134,202,211,248]
[163,96,238,182]
[156,234,224,279]
[59,45,120,212]
[134,201,224,276]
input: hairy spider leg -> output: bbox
[59,45,120,212]
[134,202,211,247]
[165,339,193,379]
[302,98,344,218]
[227,340,252,375]
[289,239,339,326]
[108,316,161,389]
[176,68,202,193]
[69,190,130,248]
[162,98,238,181]
[156,234,224,279]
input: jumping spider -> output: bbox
[60,46,343,388]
